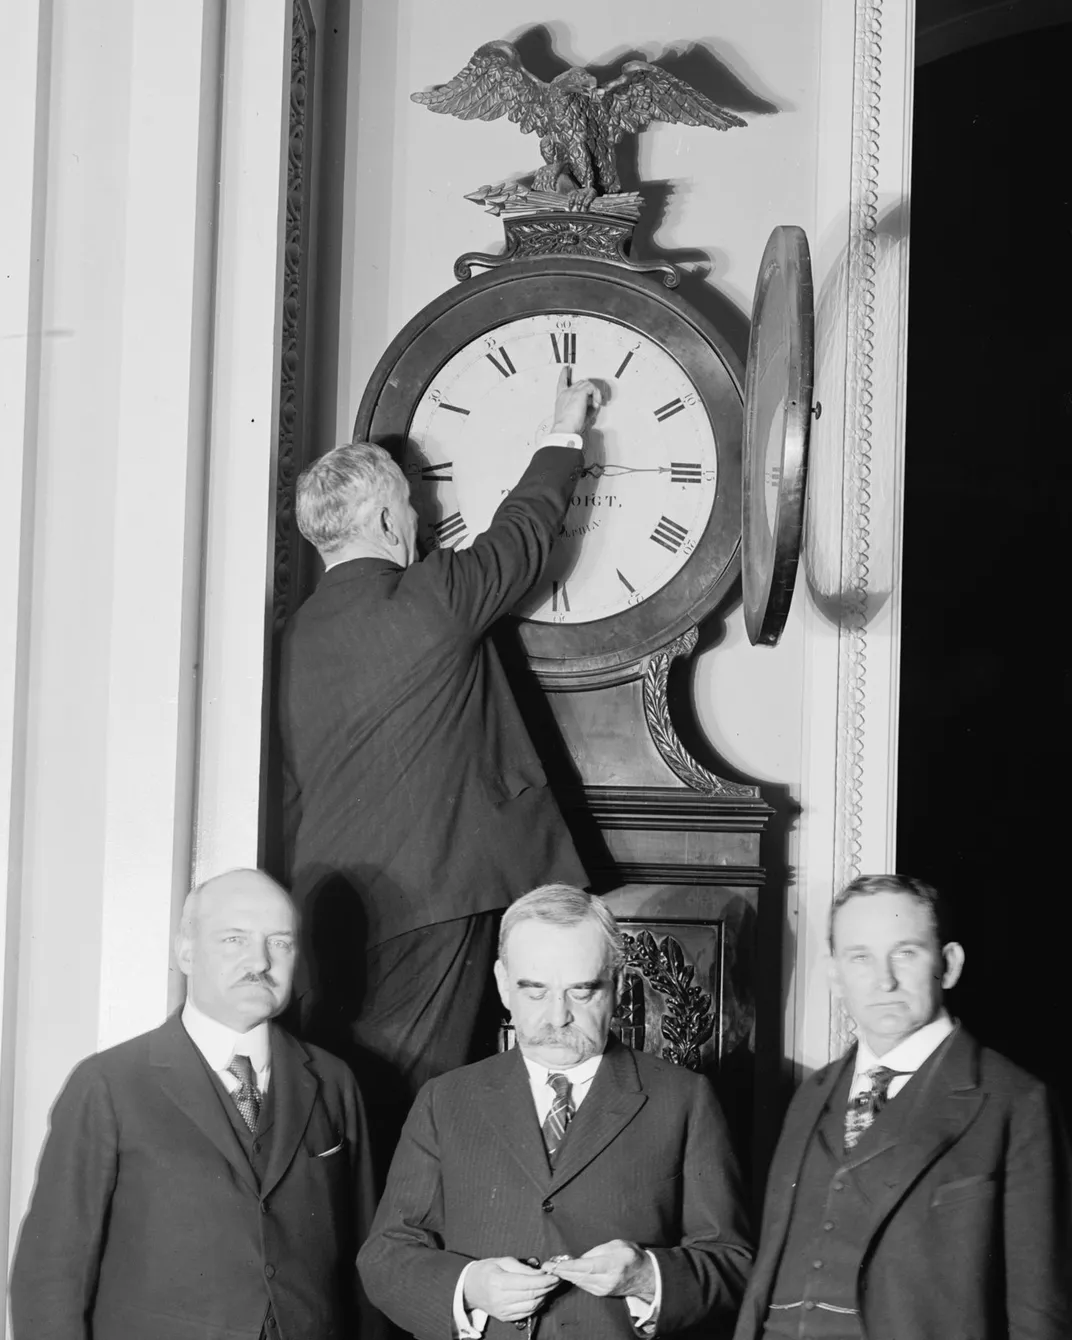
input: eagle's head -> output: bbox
[550,67,598,97]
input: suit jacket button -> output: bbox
[252,1141,262,1155]
[542,1199,553,1213]
[260,1201,269,1214]
[264,1263,276,1279]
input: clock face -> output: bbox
[404,313,718,625]
[355,261,744,680]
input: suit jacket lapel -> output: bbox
[859,1026,984,1228]
[260,1023,319,1199]
[150,1013,258,1193]
[765,1052,856,1251]
[477,1049,552,1194]
[548,1039,646,1193]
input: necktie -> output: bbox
[227,1053,262,1132]
[541,1072,574,1166]
[844,1064,909,1149]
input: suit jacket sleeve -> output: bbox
[1004,1081,1072,1339]
[9,1060,119,1340]
[356,1082,474,1340]
[422,444,580,638]
[645,1075,754,1334]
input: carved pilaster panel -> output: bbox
[829,0,886,1058]
[273,0,312,637]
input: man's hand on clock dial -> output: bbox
[551,365,603,435]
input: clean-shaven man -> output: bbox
[735,873,1072,1340]
[358,884,752,1339]
[11,868,380,1339]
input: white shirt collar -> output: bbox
[181,998,272,1076]
[521,1051,604,1089]
[854,1010,956,1079]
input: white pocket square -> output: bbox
[315,1140,344,1158]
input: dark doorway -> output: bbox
[897,23,1072,1115]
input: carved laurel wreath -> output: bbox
[620,929,715,1071]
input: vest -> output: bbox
[761,1045,950,1340]
[201,1060,279,1338]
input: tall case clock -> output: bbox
[354,40,814,1155]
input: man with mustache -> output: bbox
[10,868,382,1340]
[358,884,752,1339]
[734,874,1072,1340]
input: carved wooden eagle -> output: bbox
[412,41,746,208]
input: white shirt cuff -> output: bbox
[452,1263,489,1338]
[625,1251,662,1334]
[538,432,583,451]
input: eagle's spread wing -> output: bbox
[410,41,554,138]
[597,62,746,143]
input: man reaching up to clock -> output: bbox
[279,368,602,1176]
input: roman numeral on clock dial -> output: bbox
[650,516,688,554]
[654,398,686,423]
[670,462,702,484]
[419,462,453,482]
[431,512,468,548]
[552,580,571,613]
[486,347,516,378]
[550,332,577,364]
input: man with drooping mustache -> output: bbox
[359,884,752,1339]
[10,868,384,1339]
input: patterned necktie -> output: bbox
[227,1053,262,1132]
[541,1072,574,1166]
[844,1064,909,1149]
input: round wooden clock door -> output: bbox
[355,258,743,682]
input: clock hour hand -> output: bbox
[579,462,670,479]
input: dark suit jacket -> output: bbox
[357,1038,753,1339]
[10,1014,379,1340]
[279,445,588,952]
[734,1027,1072,1340]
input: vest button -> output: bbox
[832,1181,844,1191]
[542,1199,554,1213]
[823,1221,835,1231]
[804,1301,816,1311]
[264,1264,275,1279]
[812,1260,823,1270]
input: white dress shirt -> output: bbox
[181,998,272,1097]
[850,1010,956,1104]
[453,1050,662,1338]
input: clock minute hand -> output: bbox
[580,463,671,479]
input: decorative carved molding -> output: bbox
[454,212,679,287]
[642,628,757,798]
[273,0,311,636]
[562,785,773,832]
[591,862,765,887]
[621,929,715,1071]
[829,0,884,1058]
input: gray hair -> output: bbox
[295,442,408,556]
[828,873,952,952]
[499,884,624,971]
